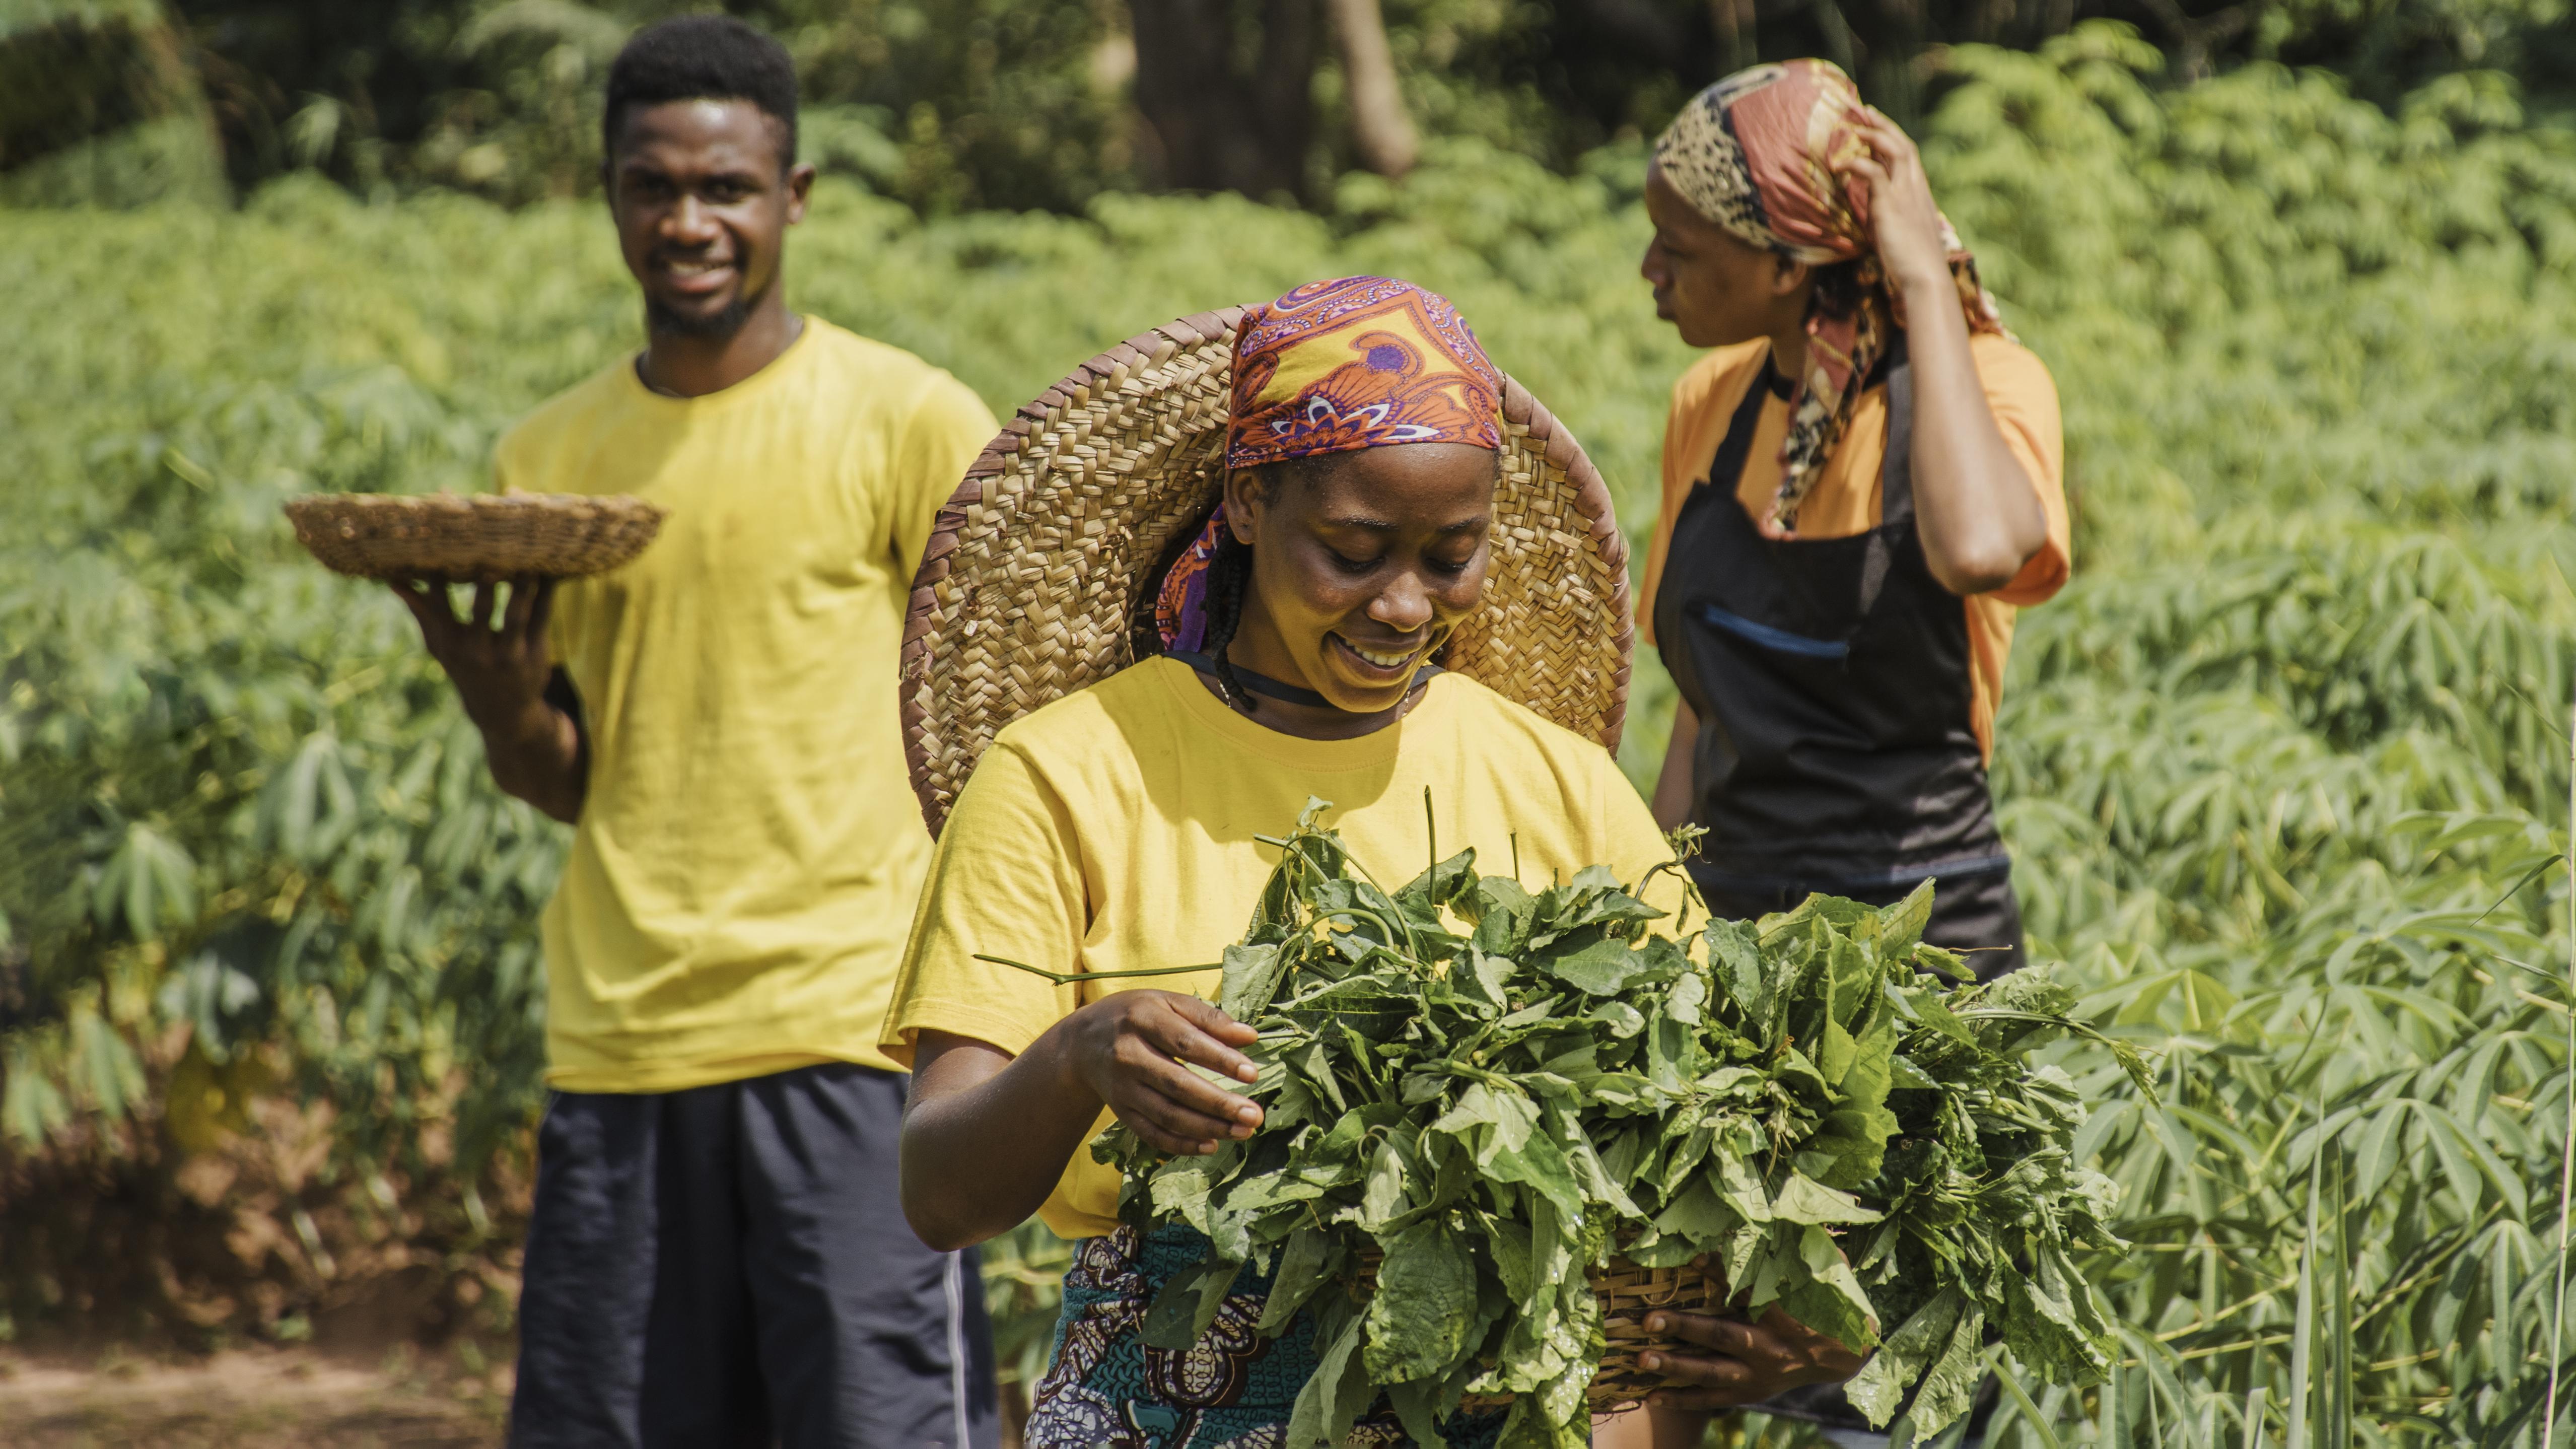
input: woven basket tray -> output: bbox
[283,493,666,582]
[1358,1253,1725,1414]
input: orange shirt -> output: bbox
[1636,333,2069,761]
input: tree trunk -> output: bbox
[1327,0,1416,178]
[1709,0,1756,76]
[1129,0,1319,202]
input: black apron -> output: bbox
[1653,338,2025,980]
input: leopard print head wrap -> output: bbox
[1653,60,2006,535]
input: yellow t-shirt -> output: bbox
[1635,333,2070,761]
[496,317,998,1092]
[881,656,1681,1238]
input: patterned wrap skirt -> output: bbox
[1023,1223,1509,1449]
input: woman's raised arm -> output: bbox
[1835,111,2049,597]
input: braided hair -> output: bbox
[1196,526,1258,711]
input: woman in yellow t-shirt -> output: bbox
[882,278,1861,1447]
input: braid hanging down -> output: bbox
[1196,527,1256,712]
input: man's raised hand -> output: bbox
[389,574,585,821]
[390,575,557,723]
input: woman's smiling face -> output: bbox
[1222,441,1497,715]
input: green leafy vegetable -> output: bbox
[1095,800,2131,1446]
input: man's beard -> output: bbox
[645,276,767,340]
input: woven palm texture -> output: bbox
[284,493,666,582]
[901,306,1633,835]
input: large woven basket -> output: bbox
[284,492,666,582]
[900,307,1633,836]
[1356,1253,1726,1413]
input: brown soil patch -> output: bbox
[0,1346,507,1448]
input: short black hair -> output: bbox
[603,16,799,171]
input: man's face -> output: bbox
[606,99,814,338]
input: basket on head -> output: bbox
[899,306,1633,835]
[1355,1252,1729,1413]
[284,492,667,582]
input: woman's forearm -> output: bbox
[902,995,1265,1250]
[901,1028,1106,1251]
[1897,272,2047,596]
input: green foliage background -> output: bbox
[30,0,2576,215]
[7,26,2576,1441]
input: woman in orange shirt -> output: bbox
[1614,61,2071,1446]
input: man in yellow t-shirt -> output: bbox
[390,19,997,1448]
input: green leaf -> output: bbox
[1364,1220,1479,1384]
[1258,1227,1340,1337]
[1846,1287,1965,1425]
[1138,1248,1241,1352]
[1219,942,1289,1021]
[1907,1297,1989,1434]
[1770,1170,1883,1226]
[1284,1303,1374,1448]
[1546,933,1646,994]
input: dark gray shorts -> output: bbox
[509,1062,998,1449]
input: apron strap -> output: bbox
[1705,342,1913,522]
[1704,354,1779,499]
[1858,333,1917,614]
[1879,347,1916,526]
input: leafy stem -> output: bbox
[971,952,1221,986]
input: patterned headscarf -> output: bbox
[1654,60,2007,535]
[1155,277,1503,651]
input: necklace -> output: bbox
[1164,649,1441,712]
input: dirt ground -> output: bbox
[0,1345,509,1448]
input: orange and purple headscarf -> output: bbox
[1155,277,1502,652]
[1654,60,2007,535]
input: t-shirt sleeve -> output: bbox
[890,372,1001,578]
[880,737,1090,1066]
[1974,337,2071,607]
[1590,749,1690,922]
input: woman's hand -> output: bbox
[1636,1302,1866,1412]
[1833,109,1952,295]
[902,995,1262,1251]
[1062,990,1265,1156]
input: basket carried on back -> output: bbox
[899,306,1634,836]
[284,493,666,582]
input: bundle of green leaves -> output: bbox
[1093,803,2138,1447]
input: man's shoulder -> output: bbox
[799,318,981,409]
[493,357,641,485]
